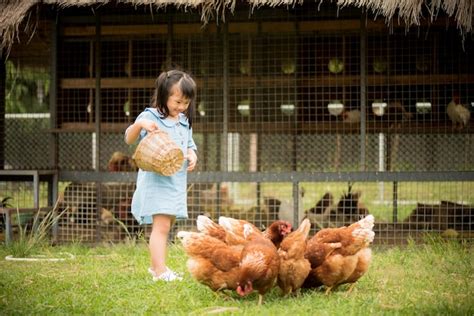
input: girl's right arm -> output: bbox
[124,119,159,145]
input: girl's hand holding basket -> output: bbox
[138,119,160,133]
[187,148,197,171]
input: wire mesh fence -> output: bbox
[1,5,473,245]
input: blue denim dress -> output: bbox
[129,108,197,224]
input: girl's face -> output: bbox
[167,84,190,120]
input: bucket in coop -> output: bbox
[132,130,184,176]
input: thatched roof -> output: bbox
[1,0,473,54]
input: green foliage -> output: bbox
[5,205,68,258]
[1,197,13,208]
[0,240,472,315]
[5,60,50,113]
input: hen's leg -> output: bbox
[346,282,356,294]
[324,286,334,295]
[214,289,235,301]
[258,294,263,305]
[291,288,302,297]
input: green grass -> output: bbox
[0,239,472,315]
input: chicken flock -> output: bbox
[339,94,472,129]
[177,214,375,304]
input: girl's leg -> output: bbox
[149,214,173,276]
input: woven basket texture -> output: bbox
[132,130,184,176]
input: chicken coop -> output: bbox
[1,1,473,245]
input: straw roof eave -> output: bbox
[1,0,473,54]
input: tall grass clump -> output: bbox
[6,203,68,258]
[112,215,146,247]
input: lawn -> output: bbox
[0,237,472,315]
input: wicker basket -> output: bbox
[132,130,184,176]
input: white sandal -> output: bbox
[148,267,183,282]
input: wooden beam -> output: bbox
[63,25,167,36]
[261,22,296,33]
[54,122,129,133]
[228,22,259,34]
[173,23,218,35]
[61,17,456,38]
[63,24,220,37]
[299,20,362,32]
[52,120,474,134]
[60,74,474,89]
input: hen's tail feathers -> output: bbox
[196,215,217,233]
[177,230,195,246]
[297,218,312,238]
[351,215,375,245]
[243,223,255,239]
[177,230,190,239]
[218,216,238,232]
[357,214,375,230]
[351,228,375,245]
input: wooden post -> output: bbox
[0,51,5,169]
[359,14,367,171]
[94,12,102,242]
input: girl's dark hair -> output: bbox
[150,69,196,127]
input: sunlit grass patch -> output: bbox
[0,239,472,315]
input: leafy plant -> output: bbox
[112,216,145,247]
[6,202,68,258]
[5,60,50,113]
[1,197,13,208]
[0,197,14,232]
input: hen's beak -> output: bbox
[236,281,253,296]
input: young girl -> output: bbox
[125,70,198,282]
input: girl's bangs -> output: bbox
[179,77,196,100]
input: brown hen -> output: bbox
[177,230,241,292]
[277,218,312,295]
[303,215,375,294]
[236,224,280,305]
